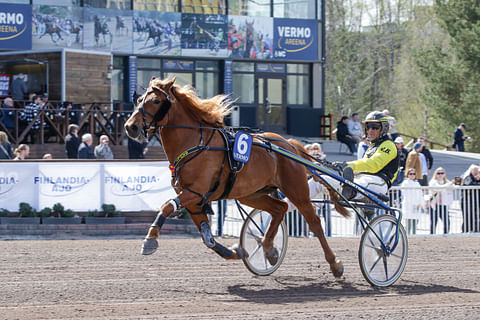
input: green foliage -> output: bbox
[38,208,52,218]
[101,204,122,217]
[19,202,36,218]
[52,203,65,217]
[87,209,101,217]
[0,209,9,217]
[62,209,75,218]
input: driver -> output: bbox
[337,111,400,200]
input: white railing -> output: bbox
[211,185,480,238]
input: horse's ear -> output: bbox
[165,76,176,90]
[150,76,156,83]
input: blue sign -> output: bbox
[273,18,318,61]
[256,63,285,73]
[128,56,137,102]
[224,60,233,97]
[233,132,252,163]
[0,4,32,50]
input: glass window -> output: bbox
[228,0,270,16]
[182,0,225,14]
[287,74,309,105]
[232,62,254,72]
[138,70,159,90]
[112,69,125,101]
[273,0,315,19]
[195,72,218,98]
[84,0,131,9]
[5,0,29,3]
[196,60,218,71]
[233,74,254,103]
[287,63,309,74]
[137,58,161,69]
[33,0,80,5]
[134,0,178,11]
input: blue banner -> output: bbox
[0,3,32,50]
[128,56,137,102]
[273,18,318,61]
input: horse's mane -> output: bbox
[151,78,232,127]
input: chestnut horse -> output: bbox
[124,77,349,278]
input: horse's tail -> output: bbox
[287,138,350,219]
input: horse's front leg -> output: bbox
[189,209,245,260]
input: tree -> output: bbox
[415,0,480,151]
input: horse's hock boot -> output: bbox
[141,237,159,255]
[330,259,344,278]
[265,247,279,266]
[341,166,356,200]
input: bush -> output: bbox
[62,209,75,218]
[52,203,65,217]
[38,207,52,218]
[19,202,36,217]
[87,209,101,217]
[102,204,122,217]
[0,209,9,217]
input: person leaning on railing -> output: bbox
[461,166,480,233]
[0,131,13,159]
[19,95,45,144]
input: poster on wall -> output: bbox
[32,5,83,50]
[228,16,273,59]
[0,74,11,96]
[0,3,32,50]
[0,163,36,211]
[37,163,101,211]
[273,18,318,60]
[133,11,181,56]
[181,13,228,58]
[103,163,175,211]
[83,7,132,53]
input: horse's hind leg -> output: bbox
[238,194,288,265]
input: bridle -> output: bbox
[135,86,172,138]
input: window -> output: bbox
[134,0,178,11]
[182,0,225,14]
[228,0,271,16]
[286,63,310,105]
[233,74,254,103]
[195,72,218,98]
[273,0,316,19]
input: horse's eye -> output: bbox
[154,100,161,104]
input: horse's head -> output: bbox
[125,77,176,141]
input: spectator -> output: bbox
[128,137,148,159]
[356,136,369,160]
[417,137,433,174]
[461,165,480,233]
[382,109,398,140]
[42,153,52,160]
[59,101,79,124]
[94,135,114,159]
[40,93,49,108]
[347,112,363,144]
[13,144,29,160]
[392,136,409,186]
[405,142,424,185]
[1,97,15,135]
[0,131,14,159]
[428,167,453,234]
[65,124,80,159]
[336,116,356,155]
[20,95,44,144]
[453,123,469,152]
[400,168,424,235]
[10,73,27,102]
[309,142,326,160]
[78,133,95,159]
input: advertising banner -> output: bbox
[32,5,83,50]
[273,18,318,61]
[36,163,101,211]
[83,7,132,53]
[181,13,228,57]
[133,11,181,56]
[0,3,32,50]
[0,163,37,211]
[228,15,273,59]
[103,162,175,211]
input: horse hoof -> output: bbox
[141,238,158,255]
[231,243,248,259]
[265,247,279,265]
[330,260,344,278]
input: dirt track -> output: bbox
[0,236,479,319]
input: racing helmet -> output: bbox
[364,111,389,140]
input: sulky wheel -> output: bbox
[359,214,408,287]
[239,209,288,276]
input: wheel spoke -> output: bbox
[249,243,262,259]
[383,256,389,280]
[246,227,262,242]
